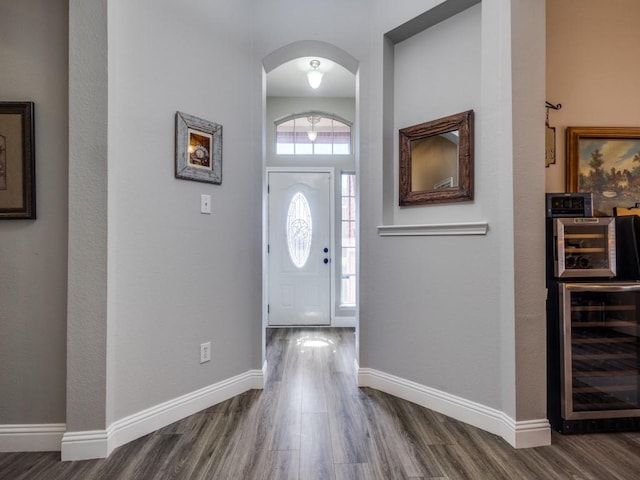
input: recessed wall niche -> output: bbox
[381,0,481,228]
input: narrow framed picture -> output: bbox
[175,111,222,184]
[0,101,35,219]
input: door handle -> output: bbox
[323,247,329,253]
[323,258,329,264]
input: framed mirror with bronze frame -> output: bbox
[399,109,474,206]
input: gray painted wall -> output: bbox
[67,0,109,432]
[364,0,507,408]
[0,0,68,425]
[360,0,546,421]
[65,0,262,431]
[380,8,501,406]
[105,0,261,421]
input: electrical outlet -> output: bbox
[200,194,211,214]
[200,341,211,363]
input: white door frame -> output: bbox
[264,167,335,329]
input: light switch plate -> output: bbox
[200,194,211,214]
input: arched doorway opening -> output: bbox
[261,41,360,374]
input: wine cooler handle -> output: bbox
[566,283,640,292]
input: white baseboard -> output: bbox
[0,424,66,452]
[18,366,548,458]
[61,367,265,461]
[357,367,550,449]
[332,316,355,327]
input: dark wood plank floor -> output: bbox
[2,327,640,479]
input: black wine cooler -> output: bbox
[546,193,640,433]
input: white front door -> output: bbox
[268,170,332,325]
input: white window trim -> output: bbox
[274,111,352,156]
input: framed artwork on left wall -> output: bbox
[0,101,35,219]
[175,111,222,184]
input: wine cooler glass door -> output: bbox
[555,217,616,278]
[561,283,640,420]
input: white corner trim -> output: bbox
[501,418,552,449]
[62,367,265,461]
[0,424,66,452]
[377,222,489,237]
[61,430,109,461]
[357,367,550,449]
[261,360,268,387]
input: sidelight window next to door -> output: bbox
[341,173,356,307]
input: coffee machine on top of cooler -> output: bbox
[546,192,640,434]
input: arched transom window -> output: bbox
[275,112,352,155]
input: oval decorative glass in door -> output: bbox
[286,192,313,268]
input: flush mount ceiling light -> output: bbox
[307,59,323,89]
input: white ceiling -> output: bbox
[266,57,356,98]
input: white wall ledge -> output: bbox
[377,222,489,237]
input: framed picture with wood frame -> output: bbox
[566,126,640,216]
[175,111,222,185]
[0,102,35,219]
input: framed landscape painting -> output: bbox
[566,126,640,216]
